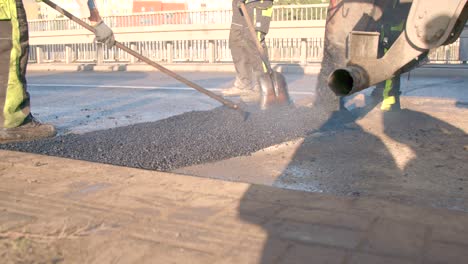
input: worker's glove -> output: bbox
[237,0,247,7]
[93,21,115,47]
[382,37,389,49]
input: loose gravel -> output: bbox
[0,106,351,171]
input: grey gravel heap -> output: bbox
[0,106,351,171]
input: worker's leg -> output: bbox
[380,75,401,111]
[0,0,30,128]
[224,26,252,96]
[238,31,266,102]
[0,0,56,143]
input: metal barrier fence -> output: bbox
[28,4,329,32]
[27,4,464,64]
[28,38,325,64]
[29,39,462,65]
[428,40,462,63]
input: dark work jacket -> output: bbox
[231,0,274,34]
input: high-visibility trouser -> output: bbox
[0,0,30,128]
[229,25,256,89]
[380,20,404,111]
[380,75,401,111]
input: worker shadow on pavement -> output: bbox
[236,105,468,263]
[234,108,395,263]
[456,101,468,109]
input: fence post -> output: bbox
[166,41,173,63]
[445,45,451,64]
[300,38,308,65]
[65,44,73,64]
[130,43,137,63]
[208,40,215,63]
[36,46,44,64]
[96,43,104,64]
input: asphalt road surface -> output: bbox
[26,71,317,134]
[1,71,327,170]
[24,71,468,134]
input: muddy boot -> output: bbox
[222,77,250,96]
[0,114,56,144]
[240,84,261,103]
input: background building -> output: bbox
[132,1,186,13]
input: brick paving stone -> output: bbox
[277,243,347,264]
[168,194,234,223]
[0,211,36,232]
[352,198,468,231]
[2,151,468,263]
[70,236,217,264]
[276,207,373,231]
[361,218,426,258]
[348,253,415,264]
[208,200,280,233]
[264,219,362,249]
[241,185,354,212]
[236,200,283,220]
[424,241,468,264]
[219,238,290,264]
[431,227,468,246]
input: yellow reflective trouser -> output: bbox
[381,78,397,111]
[0,0,30,128]
[0,0,12,20]
[381,21,404,111]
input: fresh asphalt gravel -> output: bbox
[0,106,352,171]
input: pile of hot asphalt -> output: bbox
[0,106,352,171]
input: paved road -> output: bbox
[27,71,316,134]
[27,70,468,134]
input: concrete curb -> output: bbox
[27,62,468,76]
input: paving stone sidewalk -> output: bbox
[1,150,467,264]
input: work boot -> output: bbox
[240,84,261,103]
[222,86,247,96]
[222,77,250,96]
[0,114,56,144]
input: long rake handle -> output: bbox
[41,0,242,112]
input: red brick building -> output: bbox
[132,1,187,13]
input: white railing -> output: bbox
[28,38,326,64]
[26,3,465,65]
[428,40,462,63]
[272,4,328,21]
[28,39,462,65]
[28,4,329,32]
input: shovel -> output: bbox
[41,0,248,118]
[238,2,291,110]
